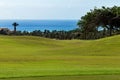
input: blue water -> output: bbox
[0,20,78,32]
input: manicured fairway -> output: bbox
[0,35,120,79]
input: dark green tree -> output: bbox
[78,6,120,39]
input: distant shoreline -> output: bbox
[0,20,78,32]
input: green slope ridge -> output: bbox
[0,35,120,78]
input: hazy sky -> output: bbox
[0,0,119,20]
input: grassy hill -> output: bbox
[0,35,120,79]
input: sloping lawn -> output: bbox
[0,35,120,79]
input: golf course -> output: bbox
[0,35,120,80]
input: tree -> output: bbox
[78,6,120,39]
[12,22,19,33]
[110,16,120,31]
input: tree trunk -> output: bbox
[14,26,16,33]
[109,26,112,36]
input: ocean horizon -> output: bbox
[0,20,78,32]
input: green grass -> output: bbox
[0,35,120,79]
[1,75,120,80]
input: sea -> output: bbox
[0,20,78,32]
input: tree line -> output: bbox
[0,6,120,40]
[11,29,81,40]
[0,23,81,40]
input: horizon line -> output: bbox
[0,19,79,20]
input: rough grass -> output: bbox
[0,35,120,79]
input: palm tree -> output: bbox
[12,22,19,33]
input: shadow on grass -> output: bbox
[1,75,120,80]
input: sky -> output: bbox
[0,0,119,20]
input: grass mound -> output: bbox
[0,35,120,79]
